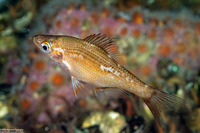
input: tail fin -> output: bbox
[142,89,184,126]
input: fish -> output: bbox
[33,33,184,125]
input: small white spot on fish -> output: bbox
[100,65,114,72]
[131,80,133,83]
[69,53,83,59]
[79,54,83,59]
[145,85,148,88]
[113,71,120,76]
[126,77,129,81]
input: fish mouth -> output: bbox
[33,35,41,46]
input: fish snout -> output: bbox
[33,35,42,46]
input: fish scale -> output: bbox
[63,43,121,87]
[33,33,184,126]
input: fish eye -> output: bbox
[41,42,51,53]
[43,45,47,50]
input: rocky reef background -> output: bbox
[1,0,200,132]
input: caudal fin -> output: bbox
[142,89,184,126]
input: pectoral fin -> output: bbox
[71,76,93,98]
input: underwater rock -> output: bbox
[0,0,18,13]
[0,83,12,95]
[187,108,200,131]
[0,0,35,38]
[121,115,144,132]
[0,35,18,54]
[81,125,101,133]
[82,111,126,133]
[0,101,8,119]
[157,58,179,79]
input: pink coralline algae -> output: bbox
[5,57,21,85]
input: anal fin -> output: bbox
[93,87,129,100]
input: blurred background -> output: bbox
[0,0,200,132]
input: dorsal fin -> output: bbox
[83,33,126,66]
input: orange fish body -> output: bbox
[33,33,183,125]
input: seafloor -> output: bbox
[0,0,200,133]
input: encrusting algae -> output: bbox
[33,33,184,126]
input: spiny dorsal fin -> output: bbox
[83,33,125,66]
